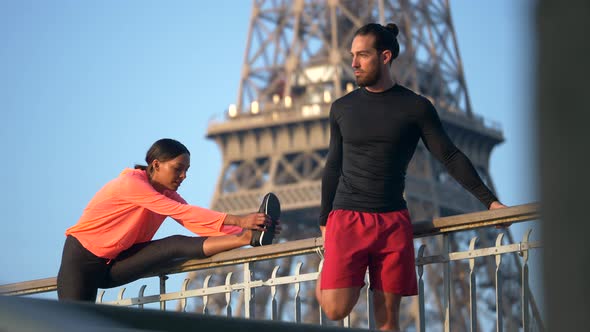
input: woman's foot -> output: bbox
[251,192,281,246]
[238,228,254,246]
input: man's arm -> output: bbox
[319,107,343,227]
[418,99,503,209]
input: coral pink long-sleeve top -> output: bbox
[66,168,241,259]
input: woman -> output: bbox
[57,138,280,301]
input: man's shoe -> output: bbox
[251,192,281,247]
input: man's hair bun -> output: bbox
[385,23,399,37]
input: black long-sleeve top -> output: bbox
[319,84,497,226]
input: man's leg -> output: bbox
[373,290,402,331]
[369,209,417,331]
[317,209,373,320]
[315,272,362,320]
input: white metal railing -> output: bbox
[0,204,543,331]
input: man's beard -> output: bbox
[355,68,381,87]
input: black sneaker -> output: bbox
[251,192,281,247]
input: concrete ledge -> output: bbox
[0,296,364,332]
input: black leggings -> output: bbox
[57,235,207,302]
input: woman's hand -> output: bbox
[225,213,271,231]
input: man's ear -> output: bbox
[381,50,392,65]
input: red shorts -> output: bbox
[321,209,418,295]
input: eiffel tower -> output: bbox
[203,0,522,330]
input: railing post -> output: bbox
[294,262,302,323]
[521,230,532,332]
[178,278,190,312]
[225,272,233,317]
[417,245,426,332]
[159,275,168,311]
[443,234,451,332]
[244,262,254,318]
[343,314,351,328]
[320,308,328,326]
[367,272,375,330]
[97,290,105,304]
[495,234,504,332]
[318,259,328,326]
[468,237,478,332]
[202,275,212,315]
[135,285,146,309]
[270,266,280,321]
[117,287,126,304]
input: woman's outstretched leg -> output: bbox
[106,231,253,288]
[202,229,251,256]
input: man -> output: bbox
[316,23,506,331]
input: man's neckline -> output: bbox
[361,83,401,96]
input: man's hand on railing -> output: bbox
[489,201,507,210]
[320,226,326,240]
[489,201,512,228]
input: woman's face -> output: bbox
[150,153,190,192]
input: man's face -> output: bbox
[350,34,383,87]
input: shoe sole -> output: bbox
[254,192,281,246]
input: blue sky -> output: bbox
[0,0,538,299]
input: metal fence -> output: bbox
[0,204,543,331]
